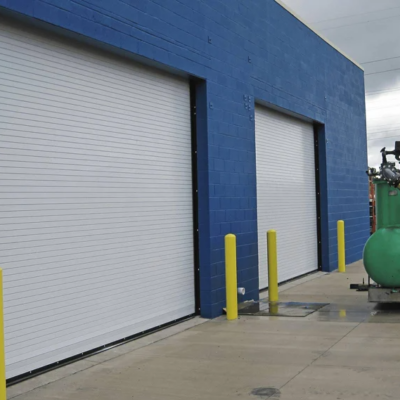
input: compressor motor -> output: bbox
[367,142,400,187]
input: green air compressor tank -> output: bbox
[363,180,400,287]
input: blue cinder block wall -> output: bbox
[0,0,369,318]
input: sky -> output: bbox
[282,0,400,168]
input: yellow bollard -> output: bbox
[225,234,238,320]
[338,220,346,273]
[269,302,279,316]
[267,230,278,303]
[0,269,5,400]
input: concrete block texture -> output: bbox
[0,0,368,317]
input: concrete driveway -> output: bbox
[8,261,400,400]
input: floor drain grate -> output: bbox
[237,300,329,317]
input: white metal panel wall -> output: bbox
[255,106,318,289]
[0,21,195,378]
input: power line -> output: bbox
[368,124,400,132]
[368,134,400,141]
[367,116,400,122]
[368,128,400,135]
[309,5,400,25]
[369,117,400,125]
[365,66,400,76]
[319,13,400,32]
[366,87,400,96]
[362,55,400,65]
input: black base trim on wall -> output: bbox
[7,314,196,387]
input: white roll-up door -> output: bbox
[255,106,318,289]
[0,20,195,379]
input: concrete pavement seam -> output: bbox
[277,320,365,392]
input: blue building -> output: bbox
[0,0,368,381]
